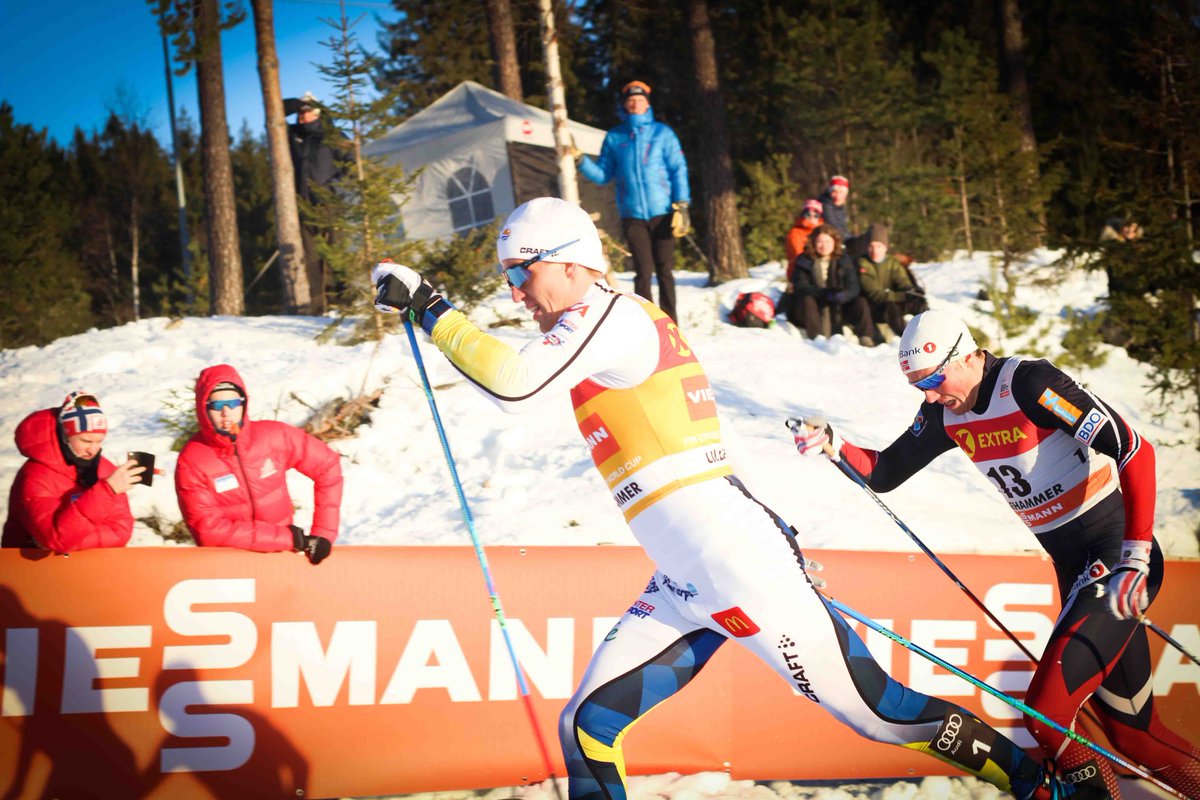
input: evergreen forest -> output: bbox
[2,0,1197,416]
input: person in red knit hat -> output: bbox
[3,391,144,551]
[175,364,343,564]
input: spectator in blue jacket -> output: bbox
[577,80,690,321]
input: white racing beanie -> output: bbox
[496,197,608,273]
[898,309,978,374]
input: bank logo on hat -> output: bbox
[897,310,978,374]
[59,391,107,436]
[500,227,512,241]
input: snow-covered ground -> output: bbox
[0,250,1194,799]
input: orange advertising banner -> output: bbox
[1,547,1197,799]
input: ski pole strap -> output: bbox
[824,595,1188,799]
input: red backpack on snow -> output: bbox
[729,292,775,328]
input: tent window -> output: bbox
[447,166,494,232]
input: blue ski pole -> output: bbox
[404,319,563,795]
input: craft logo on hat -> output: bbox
[496,197,608,273]
[897,310,978,374]
[59,391,107,437]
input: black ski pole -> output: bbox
[816,434,1043,664]
[782,419,1126,740]
[1145,618,1200,668]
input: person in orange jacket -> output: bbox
[3,391,142,551]
[175,364,343,563]
[784,198,824,281]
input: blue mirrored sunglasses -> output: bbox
[910,333,963,391]
[500,238,581,288]
[206,398,245,412]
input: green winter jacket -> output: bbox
[858,254,915,303]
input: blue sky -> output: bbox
[0,0,391,147]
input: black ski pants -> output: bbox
[622,215,677,321]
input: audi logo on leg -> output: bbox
[935,712,963,752]
[1064,765,1098,784]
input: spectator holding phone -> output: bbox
[3,391,141,551]
[175,364,343,564]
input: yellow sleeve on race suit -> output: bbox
[429,284,658,414]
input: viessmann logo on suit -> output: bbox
[681,375,717,421]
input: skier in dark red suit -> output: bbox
[3,391,142,551]
[175,364,343,564]
[793,309,1200,799]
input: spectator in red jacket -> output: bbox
[3,391,143,551]
[175,364,343,564]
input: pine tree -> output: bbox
[0,105,92,347]
[155,109,212,317]
[1088,6,1200,439]
[229,124,279,315]
[100,113,173,322]
[151,0,247,316]
[925,29,1054,257]
[306,4,420,338]
[486,0,523,101]
[376,0,495,119]
[737,153,800,268]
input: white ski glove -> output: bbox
[1105,539,1152,620]
[786,416,842,462]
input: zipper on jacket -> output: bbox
[234,445,259,523]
